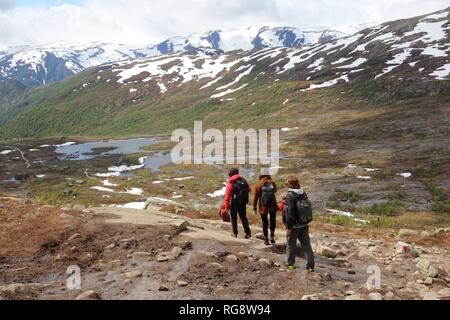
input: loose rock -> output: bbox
[258,258,274,267]
[368,292,383,300]
[75,290,101,300]
[158,285,170,292]
[416,258,439,278]
[317,246,338,259]
[123,270,143,279]
[177,281,189,287]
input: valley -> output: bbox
[0,7,449,301]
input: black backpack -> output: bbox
[232,178,249,207]
[261,183,276,208]
[293,192,313,225]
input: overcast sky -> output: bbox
[0,0,449,49]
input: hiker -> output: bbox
[221,168,252,239]
[283,176,315,272]
[253,175,278,245]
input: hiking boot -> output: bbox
[270,236,276,244]
[264,238,270,246]
[287,264,297,270]
[244,234,252,240]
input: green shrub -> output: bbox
[327,215,359,227]
[364,201,401,216]
[432,201,450,214]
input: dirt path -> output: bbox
[0,198,449,300]
[4,146,31,168]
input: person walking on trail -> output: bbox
[283,176,315,272]
[221,168,252,239]
[253,175,278,246]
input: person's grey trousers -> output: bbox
[286,225,315,269]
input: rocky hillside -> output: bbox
[0,27,345,88]
[1,197,449,300]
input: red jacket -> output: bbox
[222,175,252,211]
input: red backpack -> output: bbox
[219,206,231,223]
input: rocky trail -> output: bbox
[0,197,449,300]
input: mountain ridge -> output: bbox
[0,7,449,139]
[0,26,347,88]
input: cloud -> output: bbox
[0,0,448,49]
[0,0,15,11]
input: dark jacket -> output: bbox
[222,174,252,211]
[253,178,278,214]
[284,188,308,229]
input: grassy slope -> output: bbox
[0,80,28,124]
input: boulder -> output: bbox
[416,258,439,278]
[317,246,338,259]
[395,242,419,256]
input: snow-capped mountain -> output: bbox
[0,8,449,139]
[156,27,346,54]
[104,8,450,98]
[0,26,346,87]
[0,42,159,87]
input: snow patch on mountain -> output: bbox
[0,26,346,87]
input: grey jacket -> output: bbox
[284,189,308,229]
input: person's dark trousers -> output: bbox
[287,226,315,269]
[230,203,251,236]
[261,211,277,238]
